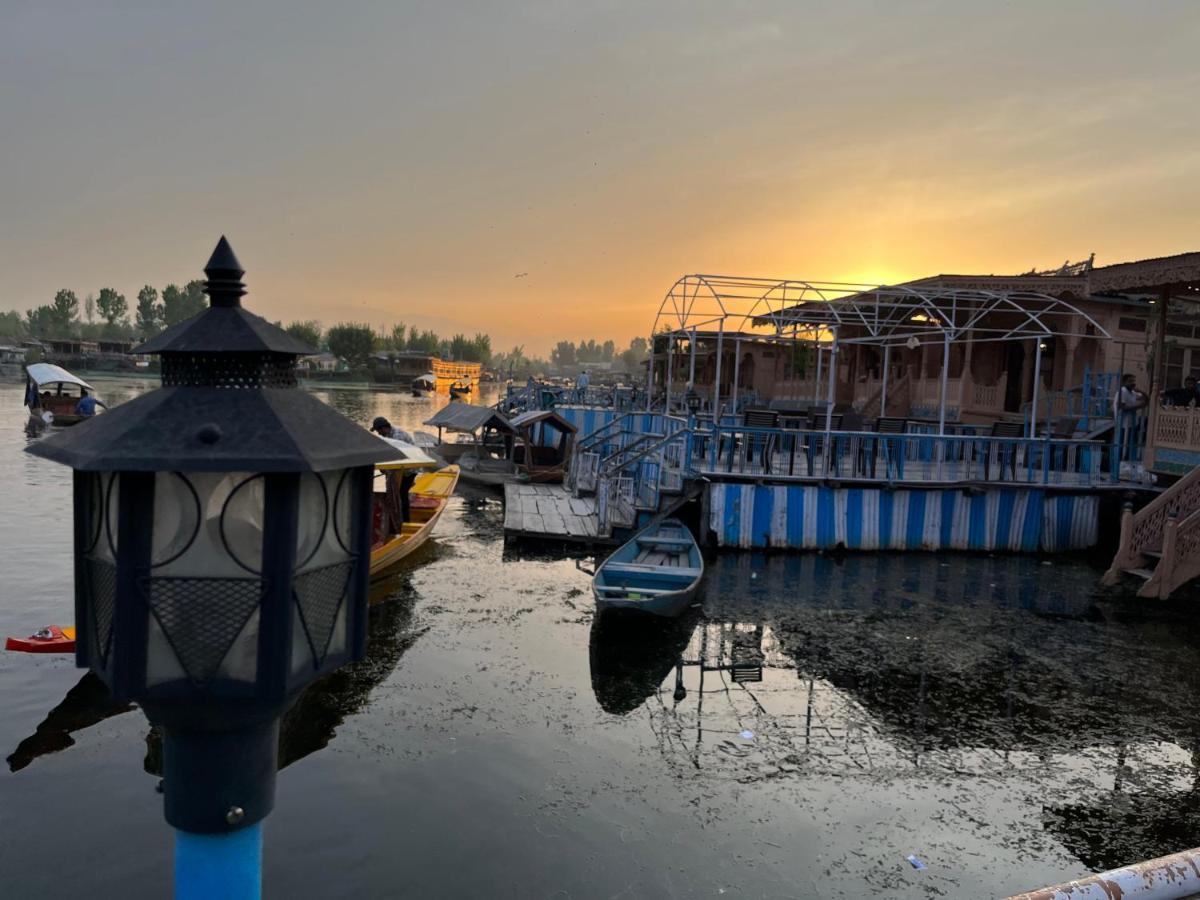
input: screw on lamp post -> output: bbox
[27,237,396,899]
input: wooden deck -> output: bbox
[503,484,605,542]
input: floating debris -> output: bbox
[740,729,755,741]
[905,854,926,870]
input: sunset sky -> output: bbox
[2,1,1198,354]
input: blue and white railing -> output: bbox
[689,425,1111,486]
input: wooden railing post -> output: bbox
[1103,502,1136,585]
[1141,511,1180,599]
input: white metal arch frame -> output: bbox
[647,274,1112,436]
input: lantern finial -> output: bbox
[204,236,246,308]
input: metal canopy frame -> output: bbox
[648,274,1113,438]
[653,274,1110,347]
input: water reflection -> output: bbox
[588,552,1200,871]
[8,575,424,777]
[6,674,135,773]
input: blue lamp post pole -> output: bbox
[30,238,395,897]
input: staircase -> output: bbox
[1104,465,1200,597]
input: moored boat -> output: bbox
[592,519,704,617]
[5,625,76,654]
[411,373,435,397]
[370,439,460,587]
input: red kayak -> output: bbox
[5,626,76,654]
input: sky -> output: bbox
[2,0,1198,355]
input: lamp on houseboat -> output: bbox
[26,237,394,899]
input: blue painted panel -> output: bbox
[723,483,742,547]
[751,485,774,548]
[906,492,926,549]
[846,489,863,548]
[878,490,894,548]
[816,487,836,548]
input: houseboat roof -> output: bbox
[510,409,578,432]
[424,402,513,433]
[25,363,92,390]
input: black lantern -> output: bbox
[27,238,394,836]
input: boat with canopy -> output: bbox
[23,363,102,428]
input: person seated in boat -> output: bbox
[73,390,105,418]
[371,416,412,443]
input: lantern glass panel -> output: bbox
[144,472,265,688]
[289,469,357,677]
[81,473,119,670]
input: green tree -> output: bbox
[162,280,207,326]
[0,310,28,339]
[136,285,162,338]
[25,305,54,336]
[551,340,576,369]
[470,332,492,364]
[285,320,323,350]
[50,289,80,335]
[448,333,471,360]
[620,336,649,373]
[389,323,408,351]
[96,287,128,327]
[326,323,376,370]
[602,339,615,362]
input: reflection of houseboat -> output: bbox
[424,404,577,488]
[24,364,102,428]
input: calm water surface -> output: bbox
[3,378,1200,898]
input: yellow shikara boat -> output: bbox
[369,441,460,588]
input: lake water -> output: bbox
[3,378,1200,898]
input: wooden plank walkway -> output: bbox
[503,483,606,543]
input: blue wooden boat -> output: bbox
[593,519,704,617]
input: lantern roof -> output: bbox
[27,237,396,473]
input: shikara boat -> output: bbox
[24,364,101,428]
[411,373,435,397]
[592,519,704,617]
[370,439,459,585]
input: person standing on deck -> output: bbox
[1113,373,1147,461]
[576,370,590,402]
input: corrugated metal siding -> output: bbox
[708,484,1098,552]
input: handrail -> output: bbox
[694,425,1106,486]
[1105,464,1200,581]
[1141,506,1200,598]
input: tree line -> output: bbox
[279,321,494,371]
[0,286,651,378]
[0,283,208,343]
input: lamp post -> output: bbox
[27,237,395,899]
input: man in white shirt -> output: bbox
[1112,374,1147,461]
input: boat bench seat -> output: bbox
[635,537,692,549]
[603,562,701,579]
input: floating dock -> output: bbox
[503,484,606,543]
